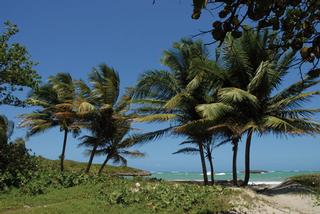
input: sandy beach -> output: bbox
[171,179,320,213]
[234,188,320,214]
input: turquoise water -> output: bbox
[150,171,320,183]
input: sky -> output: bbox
[1,0,319,172]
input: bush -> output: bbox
[20,169,107,195]
[290,174,320,190]
[290,174,320,206]
[99,178,234,213]
[0,139,38,190]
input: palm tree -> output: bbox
[175,119,243,185]
[0,115,14,144]
[95,119,145,174]
[196,29,320,186]
[19,73,79,172]
[173,137,218,185]
[133,39,216,185]
[75,64,133,173]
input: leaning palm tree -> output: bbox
[95,119,145,174]
[133,39,216,185]
[19,73,80,172]
[75,64,133,173]
[196,29,320,186]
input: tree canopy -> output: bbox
[191,0,320,67]
[0,21,40,106]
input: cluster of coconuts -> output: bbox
[191,0,320,62]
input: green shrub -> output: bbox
[19,169,107,195]
[290,174,320,190]
[290,174,320,205]
[99,178,234,213]
[0,139,38,190]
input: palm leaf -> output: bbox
[173,147,199,155]
[133,114,178,123]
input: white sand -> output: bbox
[234,188,320,214]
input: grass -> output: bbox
[289,173,320,190]
[2,159,319,213]
[0,158,237,213]
[0,177,236,214]
[0,184,109,214]
[289,173,320,205]
[38,157,147,175]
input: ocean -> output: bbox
[150,171,320,185]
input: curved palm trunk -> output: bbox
[232,138,239,186]
[198,142,208,185]
[60,129,68,172]
[243,129,253,186]
[85,143,98,173]
[207,152,214,185]
[98,155,110,175]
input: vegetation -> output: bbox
[0,115,37,190]
[20,73,80,172]
[1,154,235,213]
[0,176,236,214]
[75,64,144,173]
[0,13,320,212]
[133,39,216,185]
[168,29,320,186]
[289,174,320,205]
[37,158,149,176]
[290,174,320,190]
[0,21,40,106]
[190,0,320,67]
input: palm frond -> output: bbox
[111,154,127,166]
[134,70,178,99]
[133,114,178,123]
[196,103,234,120]
[120,150,145,158]
[173,147,199,155]
[268,91,320,111]
[89,64,120,105]
[123,127,172,146]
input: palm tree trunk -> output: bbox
[60,129,68,172]
[207,152,214,185]
[85,144,98,173]
[198,142,208,185]
[232,138,238,186]
[243,129,253,186]
[98,155,110,175]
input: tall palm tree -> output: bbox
[175,119,243,185]
[19,73,79,172]
[173,137,218,185]
[75,64,133,173]
[196,29,320,186]
[0,115,14,144]
[133,39,215,185]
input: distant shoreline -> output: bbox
[168,179,282,187]
[150,171,320,185]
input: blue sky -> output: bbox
[1,0,319,172]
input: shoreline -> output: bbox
[169,179,282,185]
[166,179,283,188]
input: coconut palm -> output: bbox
[133,39,217,185]
[93,119,145,174]
[196,29,320,186]
[173,137,219,185]
[76,64,133,173]
[19,73,79,172]
[0,115,14,144]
